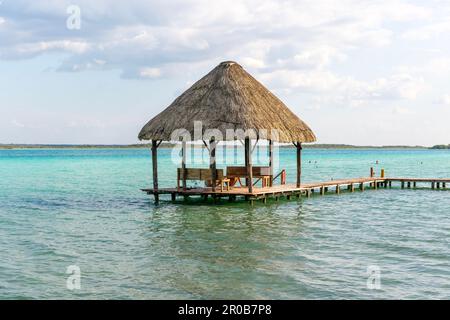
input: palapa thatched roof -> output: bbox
[138,61,316,143]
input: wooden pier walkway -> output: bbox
[142,176,450,204]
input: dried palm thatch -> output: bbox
[138,61,316,143]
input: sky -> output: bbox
[1,0,450,146]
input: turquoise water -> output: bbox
[0,148,449,299]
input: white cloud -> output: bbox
[0,0,433,77]
[11,120,25,128]
[240,57,266,69]
[259,69,427,104]
[2,40,90,59]
[93,58,106,66]
[392,106,414,115]
[274,46,347,70]
[2,0,450,145]
[403,21,450,41]
[435,94,450,106]
[139,67,162,79]
[68,119,106,129]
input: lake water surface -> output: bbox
[0,148,449,299]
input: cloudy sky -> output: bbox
[1,0,450,146]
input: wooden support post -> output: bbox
[407,182,411,189]
[244,139,249,187]
[413,182,417,188]
[296,142,302,188]
[171,193,176,202]
[360,183,365,191]
[389,181,392,188]
[336,185,340,194]
[437,182,441,189]
[151,140,159,205]
[263,197,267,204]
[401,181,405,189]
[321,187,325,195]
[443,183,447,189]
[269,140,274,186]
[245,137,253,194]
[351,184,355,192]
[431,182,435,189]
[374,181,378,190]
[210,138,217,192]
[182,140,187,191]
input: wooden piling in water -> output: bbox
[210,138,217,192]
[296,143,302,188]
[245,138,253,194]
[182,140,187,191]
[151,140,160,205]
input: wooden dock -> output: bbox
[385,178,450,189]
[142,176,450,204]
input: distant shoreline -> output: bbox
[0,143,444,150]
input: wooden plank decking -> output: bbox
[142,176,450,204]
[142,177,387,202]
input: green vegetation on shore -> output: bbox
[430,144,450,149]
[0,143,434,150]
[0,144,156,149]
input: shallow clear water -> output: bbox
[0,148,449,299]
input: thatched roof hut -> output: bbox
[138,61,316,143]
[139,61,317,202]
